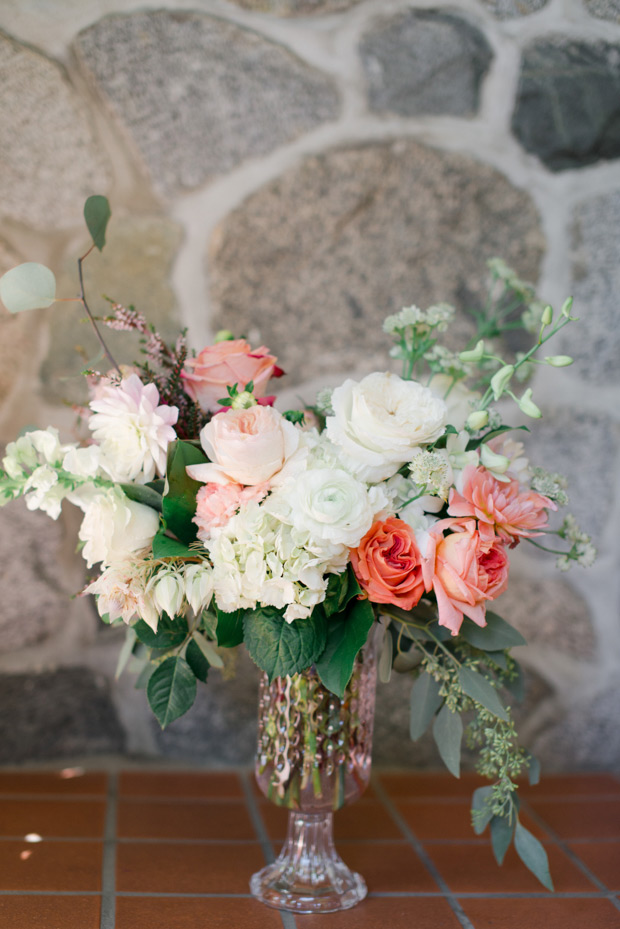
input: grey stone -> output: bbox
[0,667,125,762]
[512,38,620,171]
[495,577,595,659]
[0,31,109,231]
[210,141,544,386]
[360,10,493,117]
[478,0,548,18]
[524,407,620,541]
[75,11,339,195]
[562,191,620,386]
[153,650,259,765]
[584,0,620,21]
[229,0,361,12]
[41,215,182,405]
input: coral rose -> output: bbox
[448,464,554,547]
[351,516,425,611]
[181,339,283,413]
[423,517,509,635]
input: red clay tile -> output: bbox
[568,841,620,891]
[520,773,620,798]
[461,897,620,929]
[0,840,102,891]
[116,896,284,929]
[0,798,106,838]
[116,840,265,893]
[259,799,402,841]
[528,799,620,839]
[296,896,463,928]
[117,798,255,840]
[425,842,598,893]
[396,798,549,841]
[0,894,101,929]
[336,840,439,892]
[118,770,243,799]
[0,770,107,795]
[379,771,487,798]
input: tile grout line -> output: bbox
[100,772,118,929]
[240,771,297,929]
[373,778,476,929]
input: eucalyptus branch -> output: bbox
[77,254,122,376]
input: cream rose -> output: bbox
[77,487,160,568]
[325,372,447,482]
[187,405,302,487]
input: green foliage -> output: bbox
[315,596,374,698]
[378,624,394,683]
[216,607,246,648]
[185,638,209,682]
[147,655,197,728]
[243,606,327,681]
[490,813,515,865]
[162,440,207,544]
[84,195,111,251]
[322,567,363,618]
[432,703,463,777]
[409,671,443,740]
[460,611,526,651]
[458,666,508,721]
[471,786,495,835]
[115,626,137,680]
[0,262,56,313]
[119,482,163,512]
[151,532,196,559]
[133,613,189,650]
[514,820,554,891]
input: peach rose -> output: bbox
[423,517,509,635]
[448,464,554,547]
[181,339,283,413]
[350,516,425,611]
[193,481,269,540]
[186,405,301,487]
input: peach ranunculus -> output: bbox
[181,339,283,413]
[193,481,269,541]
[186,405,301,487]
[422,517,509,635]
[448,464,555,547]
[350,516,425,611]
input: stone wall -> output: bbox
[0,0,618,771]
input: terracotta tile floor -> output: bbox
[0,768,618,928]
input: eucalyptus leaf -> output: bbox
[315,597,374,699]
[514,820,554,890]
[432,704,463,777]
[458,666,508,721]
[460,611,527,651]
[133,613,188,650]
[243,606,327,681]
[120,482,163,512]
[378,625,393,683]
[186,637,209,682]
[84,195,111,251]
[504,659,526,704]
[471,786,494,835]
[0,263,56,313]
[526,752,541,786]
[409,671,443,741]
[147,655,197,728]
[490,813,515,865]
[192,631,224,669]
[115,626,137,680]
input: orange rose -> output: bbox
[181,339,283,412]
[350,517,425,611]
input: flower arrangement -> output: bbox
[0,198,595,891]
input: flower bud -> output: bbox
[459,340,485,363]
[153,573,184,618]
[541,305,553,326]
[214,329,235,342]
[561,297,573,318]
[490,364,514,400]
[185,564,214,615]
[480,443,510,473]
[518,388,542,419]
[466,410,489,431]
[545,355,573,367]
[230,390,257,409]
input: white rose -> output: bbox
[78,487,160,568]
[325,372,447,482]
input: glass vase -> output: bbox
[250,634,378,913]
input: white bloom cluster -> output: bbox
[409,450,452,500]
[383,302,454,335]
[557,514,596,571]
[531,466,569,505]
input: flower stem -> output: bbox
[77,255,122,375]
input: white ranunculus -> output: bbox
[325,372,447,482]
[88,374,178,483]
[77,487,160,568]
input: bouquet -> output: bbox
[0,197,594,891]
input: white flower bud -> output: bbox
[459,340,485,363]
[541,305,553,326]
[544,355,573,367]
[152,573,184,618]
[480,443,510,474]
[230,390,257,409]
[466,410,489,431]
[518,388,542,419]
[490,364,514,400]
[561,297,573,318]
[185,564,214,615]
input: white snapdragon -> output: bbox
[23,465,67,519]
[76,487,160,568]
[184,563,214,615]
[151,570,185,618]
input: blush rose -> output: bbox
[181,339,283,413]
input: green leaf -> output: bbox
[162,441,207,545]
[471,786,494,835]
[115,626,137,680]
[0,263,56,313]
[504,659,526,704]
[470,424,529,450]
[487,650,509,671]
[315,597,374,698]
[458,666,508,721]
[133,613,189,650]
[186,638,209,682]
[147,655,197,728]
[460,611,527,650]
[409,671,443,741]
[120,482,163,512]
[514,820,554,890]
[432,704,463,777]
[192,631,224,669]
[526,752,541,786]
[378,624,393,683]
[216,608,246,648]
[490,813,515,865]
[243,606,327,681]
[84,195,111,251]
[151,530,196,559]
[322,567,363,618]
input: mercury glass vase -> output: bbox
[250,635,378,913]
